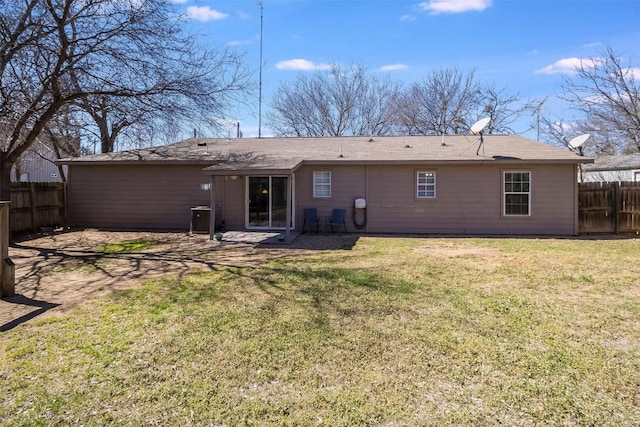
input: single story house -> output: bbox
[581,154,640,182]
[58,134,592,237]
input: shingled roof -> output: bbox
[59,135,592,174]
[581,153,640,171]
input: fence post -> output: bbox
[613,181,620,234]
[0,201,15,297]
[29,182,37,232]
[63,182,68,229]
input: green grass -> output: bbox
[2,237,639,426]
[93,238,160,254]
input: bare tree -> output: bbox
[267,63,401,137]
[396,69,530,136]
[539,116,619,157]
[0,0,250,199]
[395,68,483,135]
[73,44,251,153]
[560,47,640,153]
[481,85,536,135]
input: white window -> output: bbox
[417,171,436,199]
[504,171,531,216]
[313,171,331,198]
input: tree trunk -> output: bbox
[0,155,14,201]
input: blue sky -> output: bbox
[174,0,640,139]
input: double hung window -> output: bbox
[313,171,331,198]
[417,172,436,199]
[503,171,531,216]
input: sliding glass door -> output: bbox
[247,176,291,229]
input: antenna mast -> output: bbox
[258,0,264,138]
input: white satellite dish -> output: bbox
[468,117,491,155]
[568,134,590,150]
[470,117,491,135]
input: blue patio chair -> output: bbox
[329,208,347,233]
[303,208,321,233]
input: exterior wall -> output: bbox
[293,163,578,235]
[218,175,244,230]
[68,162,579,235]
[582,169,640,182]
[13,149,67,182]
[68,164,211,230]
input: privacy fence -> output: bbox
[578,181,640,234]
[9,182,66,234]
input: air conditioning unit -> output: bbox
[190,206,210,234]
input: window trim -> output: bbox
[416,171,436,199]
[313,171,332,198]
[503,170,532,217]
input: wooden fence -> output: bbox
[9,182,66,234]
[578,181,640,234]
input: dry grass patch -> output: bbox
[1,236,639,426]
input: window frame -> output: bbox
[313,171,332,198]
[503,170,532,217]
[416,171,437,199]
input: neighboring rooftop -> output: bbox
[582,153,640,171]
[58,135,591,174]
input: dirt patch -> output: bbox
[413,242,499,258]
[1,229,358,330]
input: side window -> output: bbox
[313,171,331,198]
[504,171,531,216]
[417,171,436,199]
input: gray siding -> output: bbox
[218,176,244,230]
[68,164,210,230]
[293,163,578,235]
[582,169,640,182]
[68,162,578,235]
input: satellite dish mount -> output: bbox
[470,117,491,156]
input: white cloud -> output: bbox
[170,0,188,4]
[186,6,229,22]
[379,64,408,72]
[418,0,492,15]
[276,59,332,71]
[625,67,640,80]
[400,14,417,21]
[535,57,602,75]
[228,36,259,47]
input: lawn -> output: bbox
[1,236,639,426]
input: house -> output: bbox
[581,154,640,182]
[58,134,592,236]
[11,135,80,182]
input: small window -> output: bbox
[504,171,531,216]
[313,171,331,198]
[417,171,436,199]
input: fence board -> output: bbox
[579,181,640,234]
[9,182,66,234]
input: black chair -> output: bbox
[303,208,320,233]
[329,208,347,233]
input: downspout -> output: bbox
[285,173,292,240]
[209,176,216,241]
[574,164,579,236]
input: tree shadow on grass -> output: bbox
[3,231,363,330]
[0,294,60,331]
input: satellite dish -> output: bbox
[568,134,590,150]
[468,117,491,156]
[470,117,491,135]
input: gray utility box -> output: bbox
[190,206,211,234]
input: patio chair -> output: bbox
[303,208,321,233]
[329,208,347,233]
